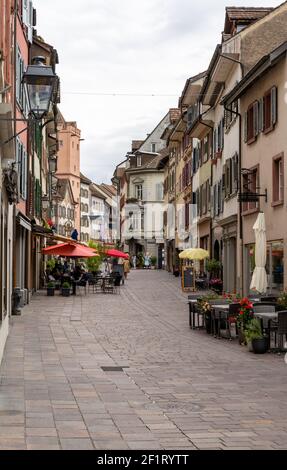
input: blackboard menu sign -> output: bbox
[182,267,195,292]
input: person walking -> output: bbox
[144,253,151,269]
[132,255,137,269]
[123,257,130,281]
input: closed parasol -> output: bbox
[250,212,268,294]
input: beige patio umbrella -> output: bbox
[250,212,268,294]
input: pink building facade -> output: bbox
[57,114,81,234]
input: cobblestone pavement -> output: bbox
[1,270,287,450]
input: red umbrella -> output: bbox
[42,243,99,258]
[105,249,129,259]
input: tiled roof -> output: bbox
[101,184,117,196]
[169,108,181,124]
[142,155,164,170]
[132,140,144,151]
[90,184,106,200]
[80,172,92,185]
[226,7,273,22]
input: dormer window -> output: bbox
[151,143,156,153]
[137,156,142,167]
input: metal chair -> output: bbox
[269,311,287,351]
[220,303,241,339]
[188,295,201,329]
[210,300,229,337]
[103,277,115,294]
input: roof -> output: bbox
[179,71,207,107]
[80,172,92,185]
[100,184,117,197]
[169,108,181,124]
[226,7,273,22]
[224,7,273,34]
[90,184,107,200]
[222,40,287,105]
[132,140,144,152]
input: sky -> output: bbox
[33,0,281,184]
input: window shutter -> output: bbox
[233,153,239,191]
[271,86,277,125]
[213,184,217,217]
[254,101,259,137]
[23,148,27,200]
[259,98,264,132]
[226,159,231,197]
[210,186,214,218]
[221,118,224,149]
[213,129,217,157]
[221,179,224,213]
[244,112,248,143]
[222,164,226,198]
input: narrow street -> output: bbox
[0,270,287,450]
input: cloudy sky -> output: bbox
[33,0,280,183]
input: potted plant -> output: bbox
[47,281,55,296]
[206,259,222,278]
[150,256,157,269]
[244,318,269,354]
[237,297,254,345]
[61,282,71,297]
[209,278,223,294]
[197,298,212,334]
[277,291,287,311]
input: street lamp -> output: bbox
[48,156,57,174]
[42,195,50,211]
[22,57,57,120]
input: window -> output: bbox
[16,138,27,200]
[264,87,277,133]
[244,101,259,144]
[137,156,142,167]
[225,154,239,198]
[16,46,27,111]
[156,183,164,201]
[242,167,259,213]
[273,154,284,205]
[185,202,190,229]
[213,119,224,157]
[151,143,156,153]
[135,184,143,200]
[225,101,238,130]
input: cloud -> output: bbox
[33,0,281,183]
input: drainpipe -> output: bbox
[220,53,244,296]
[197,117,214,258]
[12,0,17,291]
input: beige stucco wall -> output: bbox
[241,57,287,290]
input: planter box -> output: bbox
[61,288,71,297]
[252,337,269,354]
[47,288,55,297]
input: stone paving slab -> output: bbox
[1,270,287,450]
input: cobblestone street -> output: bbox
[0,270,287,450]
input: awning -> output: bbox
[31,228,89,246]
